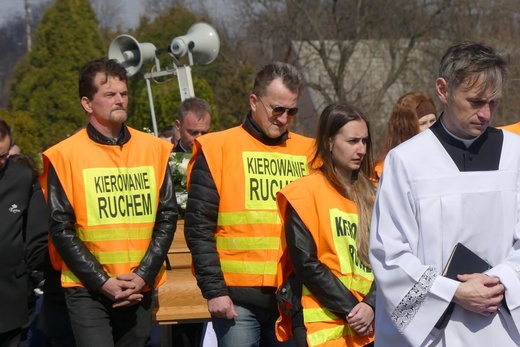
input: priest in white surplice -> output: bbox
[370,41,520,346]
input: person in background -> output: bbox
[370,41,520,346]
[169,97,214,347]
[374,92,437,180]
[0,119,48,347]
[276,103,376,347]
[39,57,177,347]
[173,97,211,153]
[8,153,47,347]
[158,125,178,144]
[184,61,314,347]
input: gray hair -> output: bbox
[438,41,509,100]
[252,61,303,97]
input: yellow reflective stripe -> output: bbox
[303,306,340,323]
[217,211,281,226]
[61,270,118,285]
[77,227,153,242]
[340,275,372,294]
[220,260,277,275]
[307,324,355,347]
[61,270,80,284]
[302,275,372,296]
[93,250,146,264]
[61,251,146,285]
[216,236,280,250]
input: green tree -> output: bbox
[9,0,106,153]
[119,6,218,133]
[0,109,41,167]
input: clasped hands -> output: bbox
[347,302,374,336]
[98,273,147,308]
[453,273,505,316]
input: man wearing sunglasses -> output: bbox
[185,62,314,347]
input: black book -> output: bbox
[434,243,491,329]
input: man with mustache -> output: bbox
[40,57,178,347]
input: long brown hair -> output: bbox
[376,92,436,165]
[310,103,375,267]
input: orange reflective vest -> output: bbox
[188,126,314,287]
[276,172,374,347]
[40,127,172,288]
[374,161,383,181]
[499,122,520,136]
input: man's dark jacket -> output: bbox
[0,160,48,333]
[185,113,293,309]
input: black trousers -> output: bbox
[40,265,76,346]
[0,328,21,347]
[169,323,204,347]
[64,287,152,347]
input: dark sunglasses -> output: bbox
[258,98,298,117]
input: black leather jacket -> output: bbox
[284,205,376,316]
[46,123,178,291]
[185,112,290,309]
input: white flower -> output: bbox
[176,191,188,210]
[179,158,190,175]
[169,152,192,217]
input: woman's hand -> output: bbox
[347,302,374,335]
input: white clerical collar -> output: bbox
[440,119,480,148]
[177,141,189,152]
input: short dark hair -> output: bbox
[0,119,13,148]
[158,125,175,138]
[438,42,509,100]
[79,58,128,100]
[178,97,212,123]
[252,62,303,97]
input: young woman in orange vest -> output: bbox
[276,103,376,347]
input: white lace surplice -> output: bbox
[370,130,520,347]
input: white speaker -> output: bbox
[169,22,220,65]
[109,35,157,76]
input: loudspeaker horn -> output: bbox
[109,35,157,76]
[169,22,220,65]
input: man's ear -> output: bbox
[436,77,449,104]
[175,119,181,130]
[81,97,92,113]
[250,94,258,113]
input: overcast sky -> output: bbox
[0,0,233,29]
[0,0,144,29]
